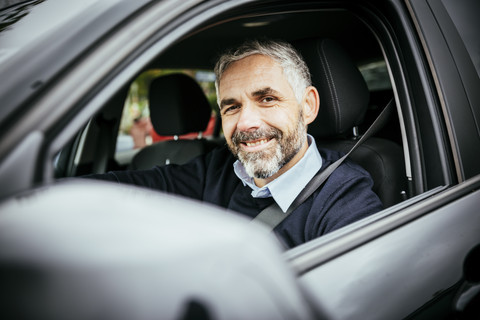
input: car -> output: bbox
[0,0,479,319]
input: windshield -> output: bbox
[0,0,103,66]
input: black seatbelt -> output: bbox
[252,99,394,230]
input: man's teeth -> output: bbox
[246,139,268,147]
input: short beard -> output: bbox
[228,110,307,179]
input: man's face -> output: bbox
[218,54,308,184]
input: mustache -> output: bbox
[231,127,282,145]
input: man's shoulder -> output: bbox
[317,146,344,163]
[194,144,238,179]
[204,144,236,164]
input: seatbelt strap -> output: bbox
[252,99,394,230]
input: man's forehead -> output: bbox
[219,56,286,91]
[221,55,281,80]
[231,53,277,66]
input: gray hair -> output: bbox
[214,39,312,106]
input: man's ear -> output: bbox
[302,86,320,125]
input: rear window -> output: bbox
[116,69,217,154]
[359,60,392,91]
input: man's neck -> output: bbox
[253,139,309,188]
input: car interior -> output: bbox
[54,3,412,237]
[129,73,222,169]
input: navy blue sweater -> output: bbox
[93,146,382,248]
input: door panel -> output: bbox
[297,177,480,319]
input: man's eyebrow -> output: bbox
[252,87,280,98]
[220,98,238,110]
[219,87,280,110]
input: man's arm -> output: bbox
[84,155,210,201]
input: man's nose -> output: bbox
[236,104,262,132]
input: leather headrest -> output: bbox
[149,73,211,135]
[295,39,370,137]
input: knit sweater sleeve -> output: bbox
[84,151,215,201]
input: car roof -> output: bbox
[0,0,151,127]
[156,8,381,70]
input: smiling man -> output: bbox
[218,53,317,188]
[90,39,382,248]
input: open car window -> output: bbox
[53,4,415,236]
[36,0,456,252]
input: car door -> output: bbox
[286,0,480,318]
[288,178,480,319]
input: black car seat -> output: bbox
[130,73,220,169]
[295,38,407,207]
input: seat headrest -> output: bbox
[149,73,212,136]
[295,38,370,137]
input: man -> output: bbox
[92,39,382,248]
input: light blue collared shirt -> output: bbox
[233,134,323,213]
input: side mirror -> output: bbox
[0,180,316,319]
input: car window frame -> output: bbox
[45,0,450,231]
[0,0,464,258]
[406,0,480,182]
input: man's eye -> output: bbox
[223,105,240,114]
[262,96,276,103]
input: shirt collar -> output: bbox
[233,134,323,213]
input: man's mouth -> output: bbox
[239,137,275,152]
[231,127,281,153]
[244,138,269,147]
